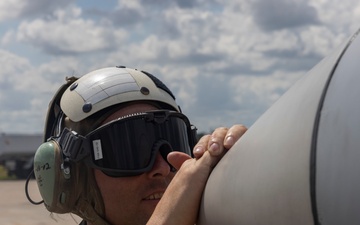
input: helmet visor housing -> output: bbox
[58,110,197,177]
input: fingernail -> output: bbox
[225,136,235,146]
[194,146,203,154]
[209,142,220,154]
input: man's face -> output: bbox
[94,103,175,225]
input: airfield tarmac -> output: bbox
[0,180,81,225]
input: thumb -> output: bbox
[167,151,192,170]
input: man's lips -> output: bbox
[144,192,164,200]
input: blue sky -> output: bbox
[0,0,359,134]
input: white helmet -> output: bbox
[60,66,180,122]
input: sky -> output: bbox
[0,0,359,135]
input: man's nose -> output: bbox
[147,152,171,178]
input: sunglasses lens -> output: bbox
[85,111,196,176]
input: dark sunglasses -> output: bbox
[55,110,197,177]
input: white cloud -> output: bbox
[0,0,74,22]
[0,1,24,21]
[12,6,127,55]
[0,50,84,133]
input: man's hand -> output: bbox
[168,124,248,170]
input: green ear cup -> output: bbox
[33,141,57,207]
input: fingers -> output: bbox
[207,127,229,156]
[193,134,210,159]
[193,124,248,159]
[193,127,228,158]
[223,124,247,149]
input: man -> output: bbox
[30,66,247,225]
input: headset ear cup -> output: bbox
[33,141,61,211]
[34,140,77,213]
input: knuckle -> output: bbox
[211,127,228,137]
[197,134,211,144]
[228,124,248,137]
